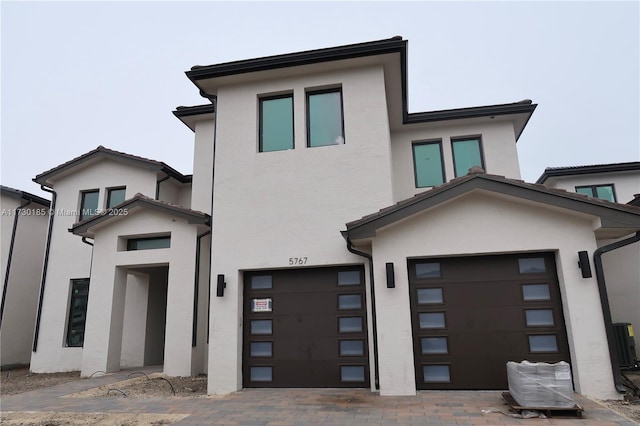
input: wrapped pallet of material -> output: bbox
[507,361,575,408]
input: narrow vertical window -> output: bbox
[106,187,126,208]
[66,278,90,347]
[452,137,484,177]
[79,190,99,221]
[412,141,445,187]
[260,94,294,152]
[307,89,344,147]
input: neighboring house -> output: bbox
[537,162,640,352]
[21,37,640,402]
[28,146,211,377]
[0,186,50,367]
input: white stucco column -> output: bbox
[163,232,197,377]
[120,273,149,368]
[81,266,127,376]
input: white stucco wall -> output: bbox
[0,196,49,366]
[30,159,161,373]
[80,208,201,377]
[207,65,396,394]
[545,172,640,204]
[369,190,618,400]
[390,119,521,202]
[120,273,149,368]
[191,120,215,214]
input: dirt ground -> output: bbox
[1,367,639,424]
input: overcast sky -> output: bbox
[2,1,639,198]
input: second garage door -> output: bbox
[243,266,369,388]
[409,253,570,390]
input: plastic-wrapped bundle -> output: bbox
[507,361,575,408]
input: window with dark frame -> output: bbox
[106,187,126,208]
[307,88,344,147]
[66,278,90,347]
[259,94,294,152]
[126,236,171,251]
[79,190,99,221]
[575,184,616,202]
[451,137,484,177]
[412,141,445,188]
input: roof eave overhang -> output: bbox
[70,198,211,238]
[343,175,640,240]
[173,104,216,132]
[536,162,640,184]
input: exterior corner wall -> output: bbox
[192,120,215,214]
[191,233,211,376]
[120,273,149,368]
[0,197,49,366]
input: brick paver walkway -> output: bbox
[1,367,637,425]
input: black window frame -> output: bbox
[412,140,445,188]
[106,186,126,209]
[259,93,294,153]
[79,189,99,221]
[575,184,617,202]
[126,236,171,251]
[306,87,345,148]
[66,278,90,347]
[451,136,485,177]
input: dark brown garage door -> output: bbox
[243,266,369,388]
[409,253,570,390]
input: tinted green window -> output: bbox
[127,237,171,251]
[80,190,99,221]
[308,90,344,147]
[596,186,615,202]
[452,138,484,176]
[413,142,444,187]
[576,187,593,197]
[260,95,293,152]
[66,279,90,347]
[107,187,126,208]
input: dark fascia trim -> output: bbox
[536,161,640,184]
[0,185,51,207]
[187,37,406,81]
[343,174,640,240]
[34,146,190,187]
[173,104,215,118]
[70,195,210,236]
[406,101,536,141]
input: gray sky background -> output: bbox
[2,1,639,199]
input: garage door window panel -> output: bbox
[423,365,451,383]
[525,309,555,327]
[250,342,273,357]
[339,340,364,356]
[251,275,272,290]
[522,284,551,301]
[518,258,547,274]
[528,334,559,353]
[251,320,272,335]
[340,365,365,382]
[415,262,441,278]
[339,317,363,333]
[419,312,446,329]
[421,337,448,354]
[338,294,362,310]
[417,288,443,304]
[250,366,273,382]
[338,270,361,286]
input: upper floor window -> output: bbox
[575,184,616,202]
[413,141,445,188]
[307,88,344,147]
[79,190,99,221]
[452,137,484,177]
[259,94,294,152]
[106,187,126,208]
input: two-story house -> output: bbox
[1,186,50,367]
[23,37,640,401]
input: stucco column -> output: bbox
[81,266,127,376]
[120,273,149,368]
[163,232,197,377]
